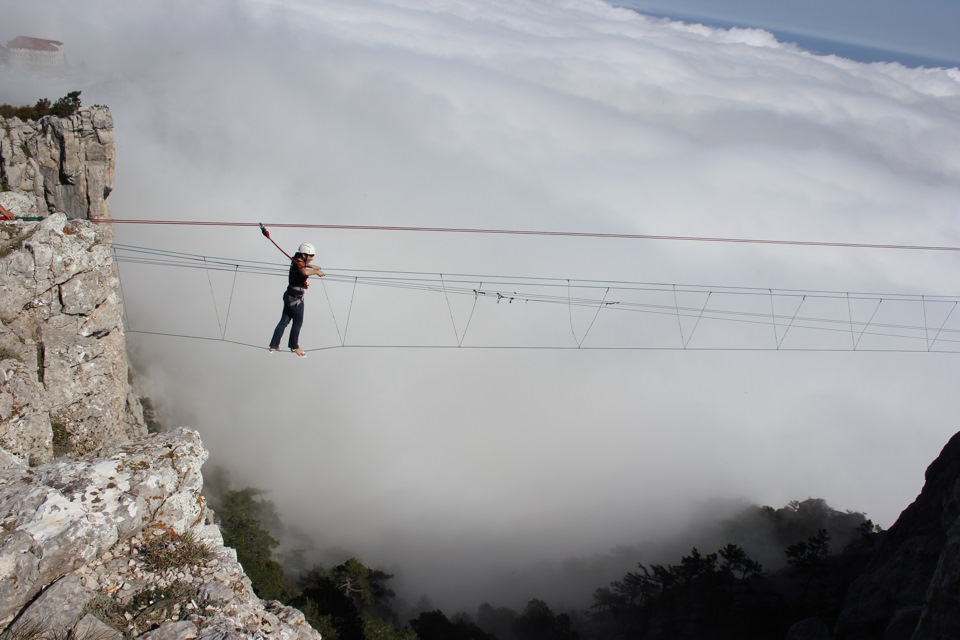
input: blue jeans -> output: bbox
[269,293,305,350]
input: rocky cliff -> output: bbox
[0,109,320,640]
[832,432,960,640]
[1,213,145,464]
[0,428,319,640]
[1,106,115,221]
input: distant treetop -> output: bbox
[0,91,82,121]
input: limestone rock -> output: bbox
[0,356,52,466]
[76,613,125,640]
[0,213,145,460]
[9,573,97,634]
[0,427,320,640]
[0,447,25,474]
[0,192,40,218]
[141,621,200,640]
[0,429,207,622]
[0,107,115,221]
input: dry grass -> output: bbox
[0,617,116,640]
[140,530,213,572]
[86,581,211,636]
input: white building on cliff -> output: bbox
[5,36,65,70]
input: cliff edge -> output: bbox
[0,109,320,640]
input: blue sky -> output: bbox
[613,0,960,67]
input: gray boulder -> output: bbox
[0,428,207,622]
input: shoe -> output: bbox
[268,348,277,353]
[293,348,306,358]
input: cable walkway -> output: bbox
[112,243,960,355]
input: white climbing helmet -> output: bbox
[298,242,315,256]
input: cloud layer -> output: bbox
[3,0,960,611]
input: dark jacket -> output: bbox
[286,256,309,297]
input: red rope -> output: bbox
[86,218,960,253]
[259,223,294,262]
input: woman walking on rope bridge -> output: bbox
[269,242,324,357]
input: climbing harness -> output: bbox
[260,222,316,292]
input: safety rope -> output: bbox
[259,223,295,263]
[88,217,960,253]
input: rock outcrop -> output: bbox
[0,106,115,221]
[1,213,145,464]
[0,105,320,640]
[834,432,960,639]
[0,428,319,640]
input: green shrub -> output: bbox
[0,91,82,121]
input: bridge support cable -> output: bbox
[113,246,131,333]
[673,285,686,348]
[341,277,359,346]
[769,290,779,348]
[929,301,958,352]
[582,287,609,348]
[109,242,960,353]
[204,256,226,339]
[441,274,462,345]
[221,265,240,341]
[854,299,883,351]
[458,283,482,348]
[683,292,712,349]
[846,293,856,350]
[777,296,806,349]
[320,277,345,346]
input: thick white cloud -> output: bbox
[3,0,959,611]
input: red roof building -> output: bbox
[6,36,66,68]
[7,36,64,52]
